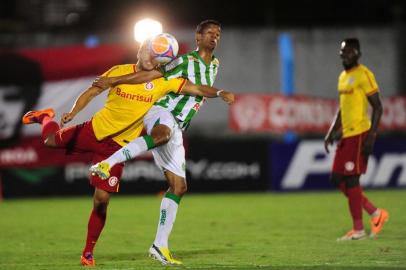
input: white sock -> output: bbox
[104,136,149,168]
[371,208,381,217]
[153,194,180,248]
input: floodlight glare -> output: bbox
[134,19,163,43]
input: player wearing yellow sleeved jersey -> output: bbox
[324,38,388,242]
[91,64,186,146]
[20,37,235,266]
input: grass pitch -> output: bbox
[0,190,405,270]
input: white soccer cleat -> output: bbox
[337,229,366,241]
[148,244,182,265]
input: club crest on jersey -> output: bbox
[347,77,354,85]
[108,176,118,187]
[145,82,154,90]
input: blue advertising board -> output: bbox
[269,137,406,190]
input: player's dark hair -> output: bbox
[196,19,221,34]
[343,38,361,52]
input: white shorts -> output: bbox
[144,106,186,178]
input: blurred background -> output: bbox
[1,0,406,197]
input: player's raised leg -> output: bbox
[90,134,157,179]
[90,111,172,179]
[22,108,59,145]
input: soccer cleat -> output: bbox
[337,229,366,241]
[80,253,96,266]
[22,108,55,124]
[370,209,389,238]
[148,244,182,265]
[89,162,111,180]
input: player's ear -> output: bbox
[195,32,202,44]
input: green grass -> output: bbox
[0,190,405,270]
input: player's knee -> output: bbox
[94,202,108,215]
[44,134,57,147]
[330,173,342,188]
[151,125,171,146]
[93,189,110,214]
[172,180,187,197]
[345,176,360,188]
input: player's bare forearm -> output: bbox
[367,92,383,136]
[181,82,235,104]
[93,70,163,89]
[324,110,342,153]
[362,92,383,156]
[61,86,103,126]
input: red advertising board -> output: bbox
[230,94,406,133]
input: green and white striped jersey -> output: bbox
[154,50,220,130]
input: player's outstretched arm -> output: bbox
[363,92,383,156]
[60,86,105,127]
[92,70,163,89]
[180,81,235,105]
[324,110,342,153]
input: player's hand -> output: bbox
[92,76,114,89]
[324,130,342,153]
[362,132,376,157]
[324,134,334,153]
[220,91,235,105]
[60,112,74,127]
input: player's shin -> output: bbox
[104,135,156,167]
[153,192,180,248]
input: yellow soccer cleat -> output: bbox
[370,209,389,238]
[89,162,111,180]
[22,108,55,124]
[148,244,182,265]
[337,229,366,241]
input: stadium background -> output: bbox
[1,1,406,269]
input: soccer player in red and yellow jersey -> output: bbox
[324,38,389,241]
[21,40,234,266]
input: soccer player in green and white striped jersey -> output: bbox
[90,20,229,265]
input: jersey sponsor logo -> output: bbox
[144,82,154,90]
[192,103,201,111]
[339,88,354,95]
[108,176,118,187]
[116,88,153,102]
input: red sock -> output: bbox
[346,185,363,230]
[338,182,347,196]
[83,209,107,256]
[41,116,59,141]
[362,192,377,215]
[338,183,377,215]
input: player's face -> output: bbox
[340,41,359,69]
[197,24,221,50]
[137,42,159,71]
